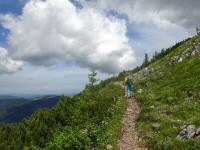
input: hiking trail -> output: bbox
[116,82,146,150]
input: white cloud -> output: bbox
[0,47,23,73]
[82,0,200,30]
[0,0,136,73]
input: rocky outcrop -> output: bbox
[171,41,200,65]
[133,40,200,81]
[134,67,156,80]
[176,124,200,140]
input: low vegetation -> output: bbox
[0,33,200,150]
[0,77,126,149]
[133,35,200,149]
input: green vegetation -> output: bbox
[0,33,200,150]
[132,35,200,149]
[0,99,28,120]
[142,53,149,67]
[0,77,126,150]
[86,69,99,88]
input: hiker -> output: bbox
[125,76,134,98]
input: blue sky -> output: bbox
[0,0,25,14]
[0,0,24,47]
[0,0,197,96]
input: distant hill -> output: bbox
[0,95,21,100]
[0,96,60,124]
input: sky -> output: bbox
[0,0,199,96]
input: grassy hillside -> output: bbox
[0,34,199,150]
[130,34,200,149]
[0,81,126,150]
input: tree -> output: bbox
[153,51,158,60]
[196,27,200,35]
[87,69,99,88]
[143,53,149,66]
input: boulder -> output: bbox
[186,125,196,138]
[195,128,200,136]
[177,124,198,140]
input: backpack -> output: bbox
[128,76,133,85]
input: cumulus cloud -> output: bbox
[0,0,136,73]
[82,0,200,29]
[0,47,23,73]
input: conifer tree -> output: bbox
[87,69,99,87]
[196,27,200,35]
[143,53,149,66]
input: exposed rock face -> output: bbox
[134,67,155,80]
[176,124,200,140]
[171,41,200,65]
[133,40,200,81]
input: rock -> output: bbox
[176,134,187,140]
[177,124,196,140]
[192,51,196,56]
[171,41,200,65]
[101,120,108,125]
[150,105,155,109]
[196,128,200,135]
[178,57,183,63]
[152,123,161,130]
[106,144,113,150]
[137,89,144,94]
[185,96,194,101]
[186,125,196,138]
[181,125,187,130]
[179,128,187,136]
[196,135,200,140]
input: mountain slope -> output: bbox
[0,99,29,120]
[0,34,199,150]
[0,82,126,150]
[129,34,200,149]
[0,96,60,124]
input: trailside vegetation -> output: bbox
[134,35,200,149]
[0,74,127,150]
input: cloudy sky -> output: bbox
[0,0,198,96]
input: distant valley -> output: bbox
[0,95,60,124]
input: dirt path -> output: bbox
[115,81,145,150]
[118,97,142,150]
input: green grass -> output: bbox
[106,97,127,149]
[0,81,127,150]
[43,83,127,150]
[134,45,200,149]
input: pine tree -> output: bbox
[143,53,149,66]
[196,27,200,35]
[87,69,99,88]
[153,51,158,59]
